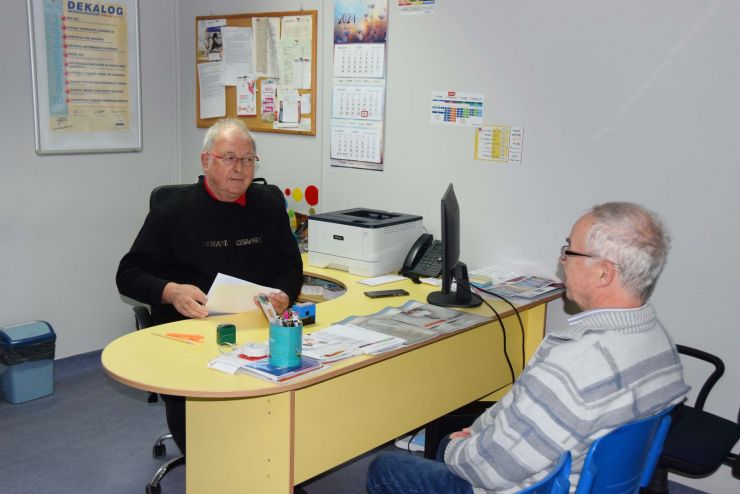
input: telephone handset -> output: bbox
[400,233,443,280]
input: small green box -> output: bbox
[216,324,236,345]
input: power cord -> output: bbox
[456,278,527,380]
[407,428,423,455]
[469,283,527,372]
[478,295,515,384]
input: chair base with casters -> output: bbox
[145,432,185,493]
[646,345,740,493]
[146,454,185,494]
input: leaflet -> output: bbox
[302,324,404,362]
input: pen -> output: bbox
[152,332,194,345]
[166,332,204,342]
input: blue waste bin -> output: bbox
[0,321,56,404]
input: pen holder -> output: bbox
[269,322,302,368]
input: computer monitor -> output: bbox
[427,184,482,308]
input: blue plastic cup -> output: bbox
[268,322,302,368]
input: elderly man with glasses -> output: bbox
[367,202,688,494]
[116,117,302,458]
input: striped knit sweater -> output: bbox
[444,304,689,493]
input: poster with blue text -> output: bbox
[28,0,141,153]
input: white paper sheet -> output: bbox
[252,17,280,78]
[359,274,406,286]
[205,273,277,315]
[221,26,253,86]
[198,61,225,119]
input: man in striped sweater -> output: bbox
[366,202,689,493]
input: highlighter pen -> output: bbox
[152,332,194,345]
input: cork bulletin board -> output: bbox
[195,10,317,135]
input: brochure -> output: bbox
[338,300,489,346]
[469,266,563,299]
[302,324,406,361]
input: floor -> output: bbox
[0,351,709,494]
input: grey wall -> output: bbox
[176,3,739,490]
[1,1,736,491]
[318,2,740,491]
[1,1,180,356]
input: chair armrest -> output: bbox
[133,306,152,330]
[676,344,724,410]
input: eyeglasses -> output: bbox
[560,245,619,269]
[208,152,259,167]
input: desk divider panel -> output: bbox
[186,393,294,493]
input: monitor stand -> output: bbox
[427,262,483,308]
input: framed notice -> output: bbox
[27,0,142,154]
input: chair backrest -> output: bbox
[149,180,283,210]
[149,184,189,210]
[519,451,571,494]
[574,408,673,494]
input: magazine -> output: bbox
[338,300,489,346]
[302,324,405,362]
[469,266,563,299]
[238,356,324,382]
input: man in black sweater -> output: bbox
[116,118,303,455]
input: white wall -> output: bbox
[2,1,735,491]
[181,3,739,490]
[320,2,740,491]
[0,1,180,357]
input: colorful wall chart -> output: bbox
[430,90,484,127]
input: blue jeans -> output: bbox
[366,436,473,494]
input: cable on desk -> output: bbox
[470,284,527,373]
[456,279,526,379]
[477,296,515,385]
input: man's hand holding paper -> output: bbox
[205,272,285,315]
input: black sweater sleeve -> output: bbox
[116,208,171,306]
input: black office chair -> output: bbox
[647,344,740,493]
[131,179,285,493]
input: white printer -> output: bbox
[308,208,423,277]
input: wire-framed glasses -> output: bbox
[208,152,259,167]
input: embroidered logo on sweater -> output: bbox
[203,237,263,248]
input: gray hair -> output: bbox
[585,202,670,301]
[201,118,256,153]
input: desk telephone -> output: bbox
[401,233,443,279]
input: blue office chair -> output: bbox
[573,407,672,494]
[519,451,571,494]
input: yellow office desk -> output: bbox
[102,262,560,493]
